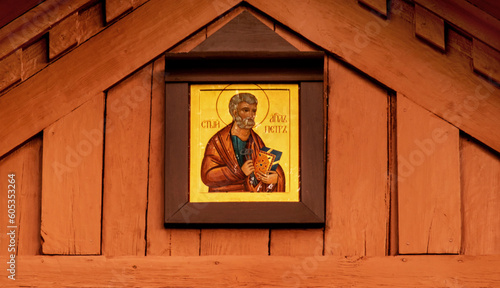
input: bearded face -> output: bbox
[235,115,255,129]
[233,101,257,129]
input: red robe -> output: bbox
[201,123,285,192]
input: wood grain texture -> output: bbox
[472,39,500,84]
[205,7,273,39]
[146,57,200,256]
[169,230,200,256]
[163,83,189,224]
[416,0,500,52]
[105,0,133,23]
[0,0,92,60]
[41,94,104,255]
[0,49,21,92]
[0,137,42,257]
[200,229,269,255]
[49,12,78,60]
[358,0,387,17]
[448,28,472,59]
[0,0,239,158]
[4,255,500,287]
[415,4,445,51]
[467,0,500,21]
[193,10,297,52]
[169,29,206,53]
[397,94,461,254]
[299,81,325,221]
[77,2,104,44]
[270,229,323,256]
[206,6,245,38]
[21,37,47,80]
[145,56,169,255]
[460,135,500,255]
[245,0,500,154]
[275,25,318,52]
[325,59,389,257]
[0,0,44,28]
[102,64,152,256]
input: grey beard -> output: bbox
[235,116,255,129]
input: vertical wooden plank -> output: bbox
[21,37,48,80]
[0,137,42,257]
[146,56,169,256]
[472,39,500,84]
[41,95,104,255]
[461,135,500,255]
[105,0,133,24]
[270,229,323,256]
[146,57,200,256]
[324,59,388,257]
[397,94,461,254]
[415,4,445,51]
[49,13,79,60]
[0,50,21,93]
[77,2,105,44]
[200,229,268,255]
[102,64,152,256]
[14,138,43,256]
[358,0,387,17]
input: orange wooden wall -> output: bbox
[0,0,500,286]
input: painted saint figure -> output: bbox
[201,93,285,192]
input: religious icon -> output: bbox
[190,84,300,203]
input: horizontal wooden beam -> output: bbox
[2,255,500,287]
[0,0,239,157]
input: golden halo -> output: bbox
[215,84,270,127]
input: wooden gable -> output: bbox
[0,0,499,287]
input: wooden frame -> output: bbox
[164,52,325,227]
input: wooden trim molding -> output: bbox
[164,52,324,82]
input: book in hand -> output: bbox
[254,147,282,175]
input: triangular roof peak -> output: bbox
[192,10,298,52]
